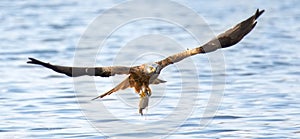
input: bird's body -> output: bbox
[129,64,157,95]
[129,70,153,96]
[90,63,163,100]
[27,9,264,115]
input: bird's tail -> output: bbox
[150,78,166,84]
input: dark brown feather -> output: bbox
[156,9,264,69]
[27,57,131,77]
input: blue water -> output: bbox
[1,0,300,138]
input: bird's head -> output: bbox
[144,63,160,74]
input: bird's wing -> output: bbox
[156,9,264,69]
[27,57,131,77]
[91,77,130,100]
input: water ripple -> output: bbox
[1,0,300,139]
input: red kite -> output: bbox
[28,9,264,115]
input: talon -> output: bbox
[139,90,146,98]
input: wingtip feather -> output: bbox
[27,57,41,64]
[255,9,265,20]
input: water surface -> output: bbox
[1,0,300,138]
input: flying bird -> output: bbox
[27,9,264,115]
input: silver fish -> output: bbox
[138,91,150,115]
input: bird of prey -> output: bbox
[27,9,264,115]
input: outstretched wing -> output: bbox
[156,9,264,69]
[91,77,130,100]
[27,57,131,77]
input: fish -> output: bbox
[138,90,150,115]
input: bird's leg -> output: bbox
[139,88,147,98]
[139,88,151,98]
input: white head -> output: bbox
[144,63,159,74]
